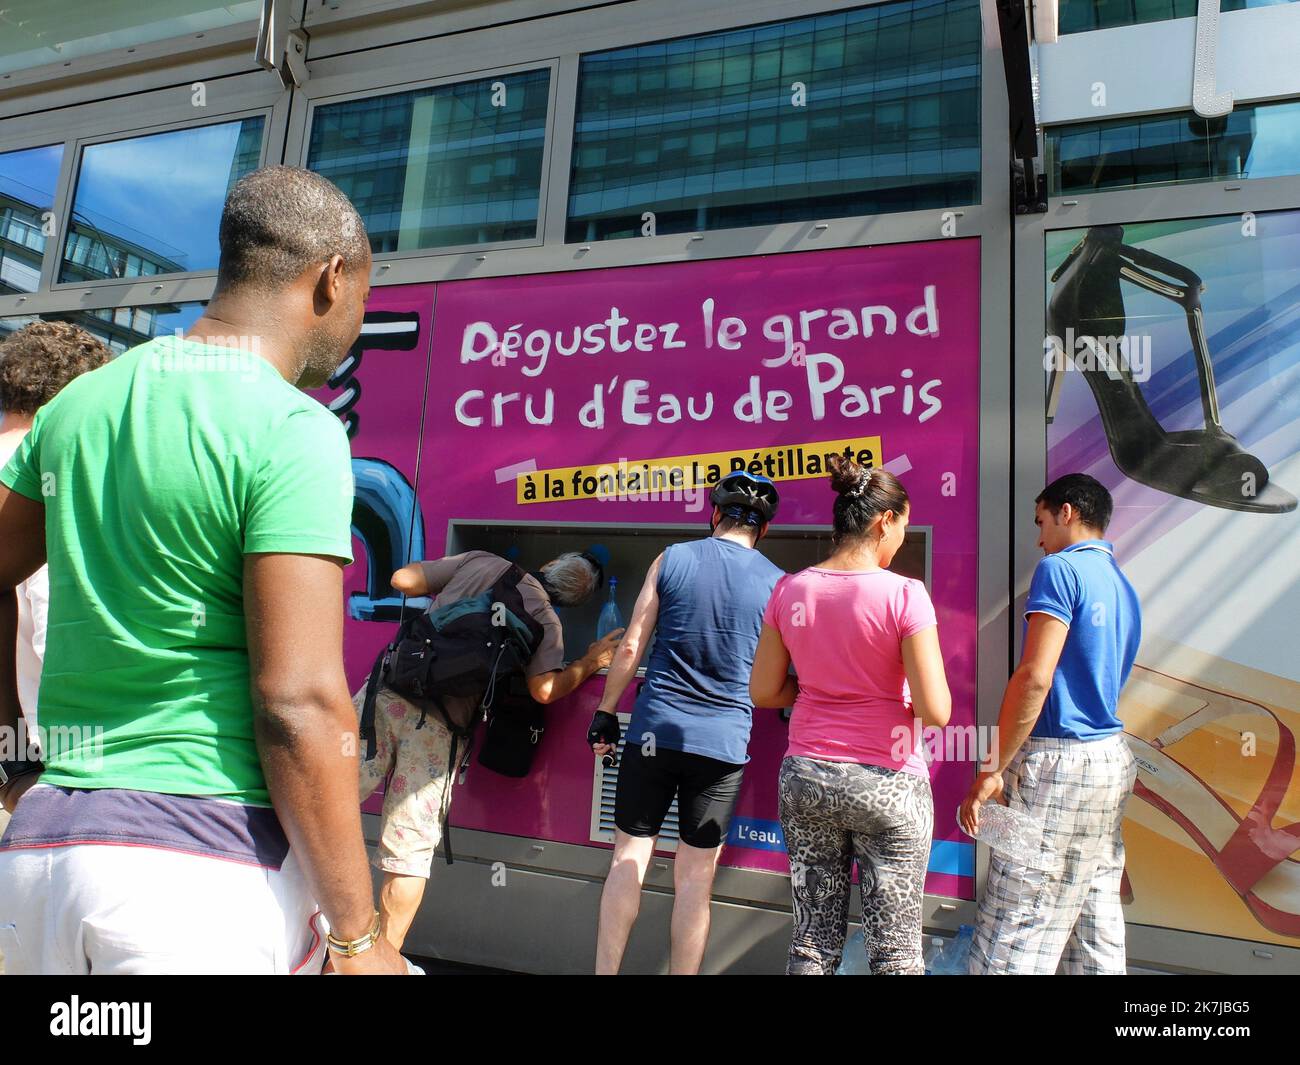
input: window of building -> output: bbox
[59,116,265,283]
[1046,99,1300,194]
[306,67,552,254]
[1059,0,1295,35]
[0,143,63,295]
[566,0,981,243]
[0,302,204,354]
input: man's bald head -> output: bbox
[216,165,370,292]
[209,166,372,388]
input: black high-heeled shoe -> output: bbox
[1046,225,1296,514]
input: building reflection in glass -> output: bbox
[0,303,204,357]
[59,116,264,281]
[1046,102,1299,196]
[1,144,63,296]
[308,69,550,253]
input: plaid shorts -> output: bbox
[970,733,1137,975]
[355,686,455,879]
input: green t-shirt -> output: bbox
[0,335,354,805]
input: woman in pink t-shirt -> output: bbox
[751,456,951,975]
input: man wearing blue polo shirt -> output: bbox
[959,473,1141,974]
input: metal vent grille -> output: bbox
[590,713,680,851]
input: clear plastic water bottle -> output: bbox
[958,803,1044,866]
[835,927,870,975]
[596,576,623,640]
[938,925,974,974]
[923,936,947,975]
[930,925,972,972]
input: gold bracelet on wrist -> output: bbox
[326,910,382,957]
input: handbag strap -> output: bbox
[359,643,391,761]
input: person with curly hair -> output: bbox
[0,321,110,737]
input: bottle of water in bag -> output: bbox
[959,802,1043,865]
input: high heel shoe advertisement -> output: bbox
[1045,212,1300,947]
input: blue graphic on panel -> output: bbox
[349,457,429,622]
[727,817,974,878]
[928,839,975,878]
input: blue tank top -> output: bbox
[627,537,784,765]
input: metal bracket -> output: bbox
[255,0,309,89]
[283,30,309,88]
[1013,158,1048,215]
[999,0,1048,215]
[1031,0,1059,44]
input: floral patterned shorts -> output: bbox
[354,686,456,879]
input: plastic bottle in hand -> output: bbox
[596,576,623,640]
[958,803,1044,866]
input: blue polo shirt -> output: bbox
[1024,540,1141,740]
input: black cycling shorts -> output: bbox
[613,744,745,849]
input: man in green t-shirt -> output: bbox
[0,166,404,974]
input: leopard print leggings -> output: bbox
[779,755,933,975]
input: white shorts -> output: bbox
[0,842,326,975]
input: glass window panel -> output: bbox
[1047,100,1300,194]
[1096,0,1136,28]
[0,143,63,295]
[1059,0,1293,33]
[59,117,264,283]
[752,47,783,82]
[1132,0,1175,21]
[665,58,695,91]
[813,32,847,71]
[722,50,753,87]
[1176,119,1215,183]
[0,301,203,354]
[1239,101,1300,178]
[0,1,262,77]
[693,57,725,91]
[306,67,550,253]
[567,0,980,242]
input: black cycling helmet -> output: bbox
[710,471,780,526]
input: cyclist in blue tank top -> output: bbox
[586,472,784,974]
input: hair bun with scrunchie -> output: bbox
[827,453,867,497]
[845,472,873,499]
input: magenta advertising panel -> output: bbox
[329,239,982,898]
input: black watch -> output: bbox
[0,759,43,791]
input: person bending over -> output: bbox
[361,549,620,952]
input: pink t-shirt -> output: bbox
[763,567,937,777]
